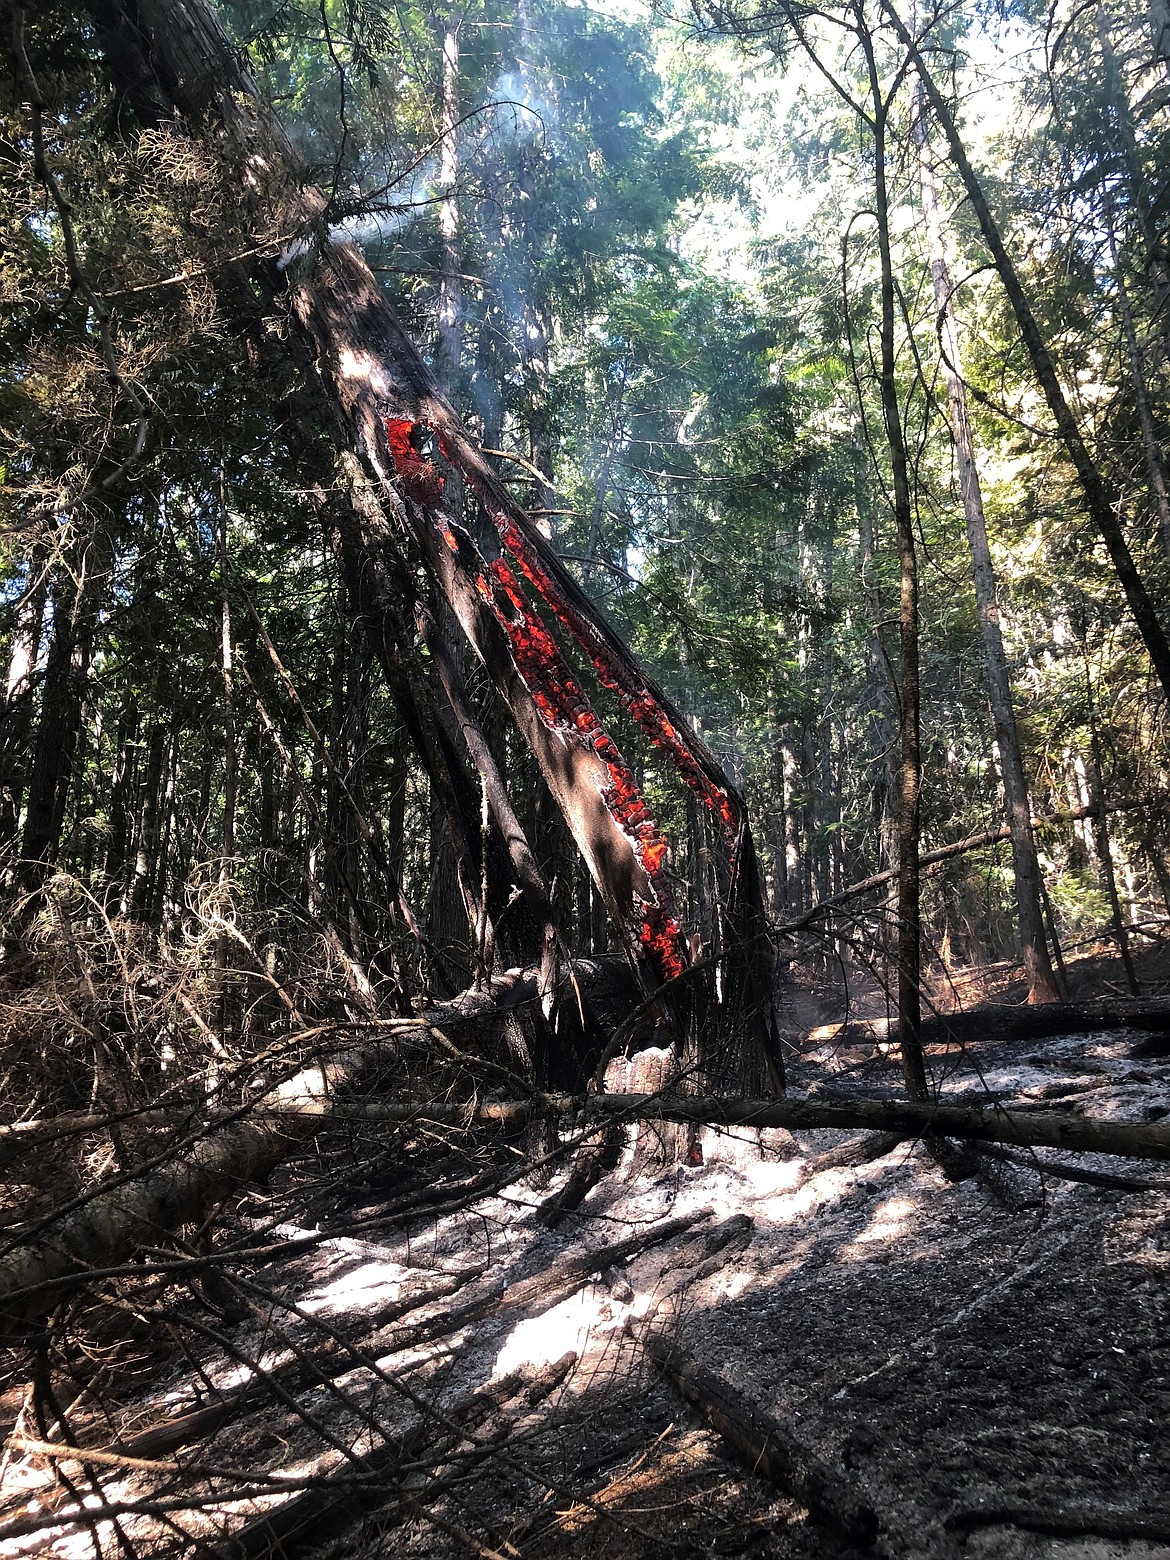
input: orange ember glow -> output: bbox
[384,417,446,508]
[384,416,703,982]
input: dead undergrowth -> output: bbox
[2,915,1170,1558]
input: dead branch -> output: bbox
[779,802,1155,932]
[946,1500,1170,1543]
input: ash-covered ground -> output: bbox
[3,1009,1170,1560]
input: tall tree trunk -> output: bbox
[1080,633,1140,996]
[861,28,928,1101]
[855,444,898,886]
[215,497,237,1030]
[436,4,463,402]
[0,557,47,860]
[129,722,166,921]
[914,81,1059,1005]
[19,564,96,891]
[514,0,556,527]
[884,0,1170,704]
[1102,202,1170,561]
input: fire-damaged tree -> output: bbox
[75,0,783,1094]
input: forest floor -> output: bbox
[3,941,1170,1560]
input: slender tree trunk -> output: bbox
[862,36,928,1100]
[102,702,136,904]
[884,0,1170,704]
[0,558,47,860]
[129,722,166,921]
[1103,205,1170,560]
[514,0,556,526]
[435,4,463,401]
[1080,637,1140,996]
[19,568,95,890]
[215,497,237,1029]
[914,82,1058,1005]
[855,444,898,884]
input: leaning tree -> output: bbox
[67,0,783,1092]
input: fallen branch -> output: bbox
[76,1211,708,1466]
[946,1500,1170,1543]
[976,1143,1170,1196]
[116,1264,487,1460]
[267,1092,1170,1163]
[779,802,1155,932]
[808,996,1170,1050]
[640,1329,879,1547]
[7,1074,1170,1335]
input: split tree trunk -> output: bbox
[86,0,781,1085]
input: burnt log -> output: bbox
[640,1328,879,1546]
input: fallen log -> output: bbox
[7,1077,1170,1337]
[640,1328,879,1547]
[0,1026,415,1337]
[946,1500,1170,1544]
[272,1092,1170,1163]
[809,996,1170,1051]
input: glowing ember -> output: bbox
[384,417,446,508]
[383,414,704,982]
[485,511,741,859]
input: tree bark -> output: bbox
[914,81,1058,1004]
[18,563,98,891]
[308,1091,1170,1162]
[860,23,927,1100]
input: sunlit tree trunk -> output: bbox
[436,4,463,400]
[914,83,1059,1005]
[885,0,1170,705]
[515,0,556,528]
[0,557,47,861]
[215,498,237,1027]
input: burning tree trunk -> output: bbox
[85,0,781,1089]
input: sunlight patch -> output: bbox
[839,1194,918,1261]
[493,1287,622,1380]
[300,1258,408,1315]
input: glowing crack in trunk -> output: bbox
[384,417,688,981]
